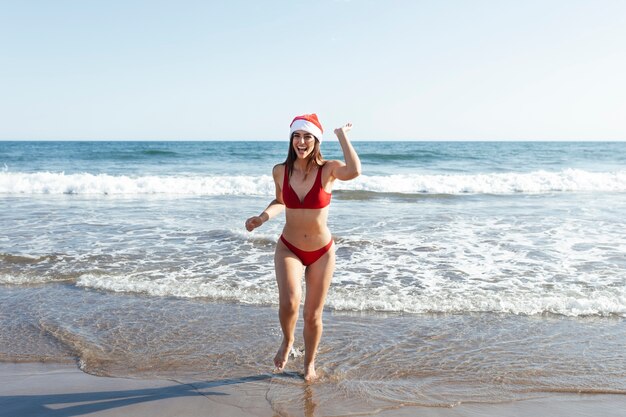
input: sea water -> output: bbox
[1,140,625,411]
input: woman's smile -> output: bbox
[295,144,311,156]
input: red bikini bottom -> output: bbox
[280,235,333,266]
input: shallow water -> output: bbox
[1,284,624,409]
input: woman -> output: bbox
[245,113,361,381]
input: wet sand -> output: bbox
[0,362,272,417]
[2,362,625,417]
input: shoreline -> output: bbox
[2,362,625,417]
[2,283,626,411]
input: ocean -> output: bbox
[1,140,625,412]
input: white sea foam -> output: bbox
[1,169,626,196]
[343,169,626,194]
[0,172,275,196]
[75,272,276,305]
[0,273,53,285]
[72,270,626,317]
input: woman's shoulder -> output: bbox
[272,163,286,178]
[321,160,345,182]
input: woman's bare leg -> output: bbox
[274,240,304,371]
[302,245,335,381]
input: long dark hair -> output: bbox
[284,133,325,178]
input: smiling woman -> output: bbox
[245,113,361,381]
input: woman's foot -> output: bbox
[304,362,318,382]
[274,338,294,371]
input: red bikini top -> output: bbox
[282,164,332,209]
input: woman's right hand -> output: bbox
[245,216,264,232]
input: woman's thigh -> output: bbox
[275,239,305,305]
[303,244,335,315]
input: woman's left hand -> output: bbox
[334,123,353,138]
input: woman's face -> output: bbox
[292,130,316,159]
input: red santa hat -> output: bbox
[289,113,324,142]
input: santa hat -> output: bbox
[290,113,323,142]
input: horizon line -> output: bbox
[2,138,625,142]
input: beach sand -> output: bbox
[2,362,625,417]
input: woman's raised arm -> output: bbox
[330,123,361,181]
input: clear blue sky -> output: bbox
[1,0,625,140]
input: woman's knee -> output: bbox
[279,298,300,315]
[303,308,323,327]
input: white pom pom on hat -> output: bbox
[289,113,324,143]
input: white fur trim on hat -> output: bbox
[290,119,323,142]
